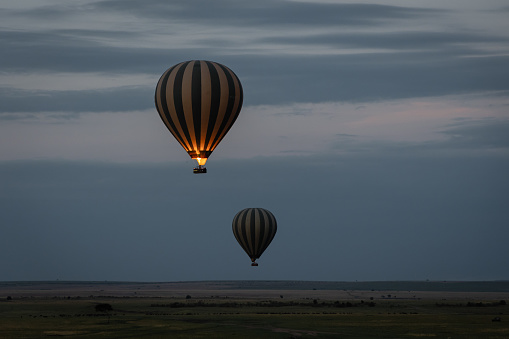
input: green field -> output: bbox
[1,296,508,338]
[1,281,509,338]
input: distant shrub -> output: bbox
[95,303,113,312]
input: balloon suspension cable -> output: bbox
[251,259,258,266]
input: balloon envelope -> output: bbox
[155,60,243,167]
[232,208,277,266]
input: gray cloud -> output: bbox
[91,0,438,27]
[0,86,153,113]
[1,1,508,112]
[261,31,509,53]
[3,31,508,112]
[438,118,509,149]
[243,53,509,105]
[0,30,177,74]
[2,49,508,115]
[329,117,509,159]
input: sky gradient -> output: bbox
[1,0,508,282]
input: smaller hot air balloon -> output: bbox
[232,208,277,266]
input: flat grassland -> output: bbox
[1,281,508,338]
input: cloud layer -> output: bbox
[1,0,508,281]
[2,0,509,113]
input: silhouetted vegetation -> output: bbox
[436,300,507,308]
[95,303,113,312]
[150,299,376,308]
[222,280,509,292]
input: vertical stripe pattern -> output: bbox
[155,60,243,161]
[232,208,277,264]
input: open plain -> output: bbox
[1,281,508,338]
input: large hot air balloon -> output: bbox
[155,60,243,173]
[232,208,277,266]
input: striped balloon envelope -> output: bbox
[232,208,277,266]
[155,60,243,173]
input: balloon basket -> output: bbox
[251,262,258,266]
[193,166,207,174]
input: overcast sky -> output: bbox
[1,0,508,282]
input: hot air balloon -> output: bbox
[232,208,277,266]
[155,60,243,173]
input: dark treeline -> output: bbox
[436,300,506,308]
[151,300,376,308]
[3,280,509,295]
[224,280,509,293]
